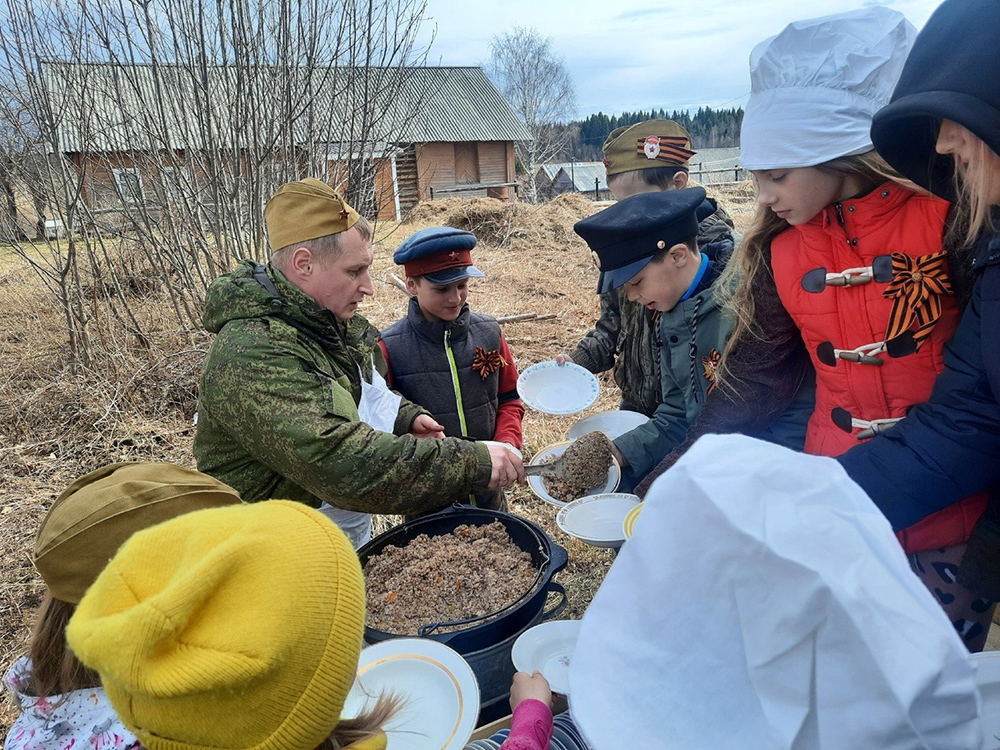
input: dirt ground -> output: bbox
[2,183,997,734]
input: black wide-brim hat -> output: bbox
[574,187,706,294]
[870,0,1000,199]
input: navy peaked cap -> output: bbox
[574,187,706,293]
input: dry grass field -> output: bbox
[2,183,996,734]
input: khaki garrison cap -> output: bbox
[33,462,242,603]
[265,177,362,251]
[603,119,697,176]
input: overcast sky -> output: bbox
[416,0,943,118]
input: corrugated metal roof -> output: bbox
[42,63,530,153]
[401,67,530,142]
[689,147,742,169]
[549,162,607,192]
[536,165,561,183]
[537,162,574,180]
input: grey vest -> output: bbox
[381,299,506,441]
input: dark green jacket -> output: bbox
[193,260,492,513]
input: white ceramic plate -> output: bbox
[511,620,582,695]
[622,503,643,540]
[568,410,650,441]
[343,638,480,750]
[557,493,641,547]
[974,650,1000,749]
[526,441,621,507]
[517,361,600,415]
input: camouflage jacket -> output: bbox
[193,260,493,514]
[571,198,739,415]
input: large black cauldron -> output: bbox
[357,505,568,653]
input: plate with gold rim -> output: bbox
[343,638,480,750]
[621,503,643,540]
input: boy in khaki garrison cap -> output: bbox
[557,121,809,490]
[193,178,523,548]
[554,120,739,418]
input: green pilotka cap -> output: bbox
[33,462,242,603]
[603,119,697,176]
[265,178,362,252]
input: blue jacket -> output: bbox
[838,231,1000,529]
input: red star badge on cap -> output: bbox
[449,251,459,260]
[339,209,349,220]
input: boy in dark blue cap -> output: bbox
[574,187,730,490]
[379,226,524,511]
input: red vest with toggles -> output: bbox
[771,182,985,554]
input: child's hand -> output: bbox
[554,353,574,366]
[410,414,445,439]
[509,671,552,710]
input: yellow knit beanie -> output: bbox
[66,501,366,750]
[34,462,242,604]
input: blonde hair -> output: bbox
[271,216,373,271]
[316,693,403,750]
[948,125,1000,246]
[714,150,912,390]
[23,593,100,699]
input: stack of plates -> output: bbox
[474,712,587,750]
[464,730,507,750]
[550,714,589,750]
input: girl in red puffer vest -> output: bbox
[684,8,991,649]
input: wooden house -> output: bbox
[41,63,530,221]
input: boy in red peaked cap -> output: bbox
[379,227,524,512]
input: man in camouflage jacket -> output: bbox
[194,180,521,542]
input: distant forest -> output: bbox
[556,106,744,161]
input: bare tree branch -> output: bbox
[0,0,433,366]
[488,26,575,204]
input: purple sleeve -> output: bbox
[499,699,553,750]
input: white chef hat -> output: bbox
[569,434,983,750]
[740,7,916,171]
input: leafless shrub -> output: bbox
[0,0,433,367]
